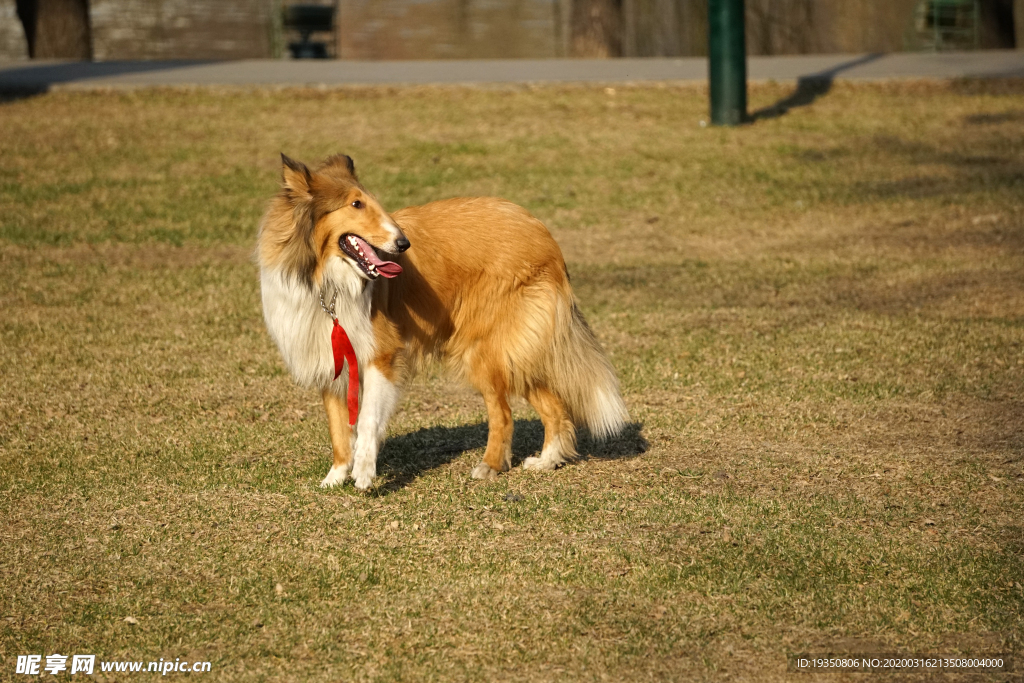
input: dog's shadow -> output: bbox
[374,420,647,493]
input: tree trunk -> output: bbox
[1012,0,1024,47]
[17,0,92,60]
[571,0,622,57]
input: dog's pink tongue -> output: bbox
[353,236,403,278]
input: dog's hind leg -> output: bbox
[470,375,514,481]
[320,389,353,488]
[351,365,402,491]
[523,386,577,471]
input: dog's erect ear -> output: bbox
[280,153,312,198]
[341,154,356,178]
[322,153,357,180]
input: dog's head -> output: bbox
[259,153,409,287]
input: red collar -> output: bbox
[321,288,359,426]
[331,318,359,426]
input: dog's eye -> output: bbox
[351,200,363,209]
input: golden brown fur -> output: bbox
[258,154,398,288]
[258,155,627,488]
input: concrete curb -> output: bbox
[1,52,1022,93]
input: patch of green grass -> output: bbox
[0,81,1022,681]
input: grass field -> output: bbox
[1,79,1022,682]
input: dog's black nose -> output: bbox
[396,236,411,252]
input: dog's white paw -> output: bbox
[320,464,351,488]
[352,461,376,491]
[523,455,561,471]
[470,462,499,481]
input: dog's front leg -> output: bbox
[320,389,353,488]
[351,365,402,491]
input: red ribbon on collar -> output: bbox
[331,319,359,426]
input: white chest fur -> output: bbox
[260,257,376,391]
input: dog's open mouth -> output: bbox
[340,234,403,279]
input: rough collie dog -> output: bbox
[257,153,627,490]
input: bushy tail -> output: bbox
[544,297,629,439]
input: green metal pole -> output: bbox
[708,0,747,126]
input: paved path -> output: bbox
[1,51,1022,92]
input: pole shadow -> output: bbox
[749,53,884,122]
[372,419,647,494]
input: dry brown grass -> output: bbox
[0,80,1022,681]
